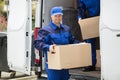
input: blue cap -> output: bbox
[50,7,63,16]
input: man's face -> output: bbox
[51,14,62,24]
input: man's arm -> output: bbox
[33,29,50,51]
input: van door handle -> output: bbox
[116,33,120,37]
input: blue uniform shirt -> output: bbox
[34,21,79,61]
[77,0,100,19]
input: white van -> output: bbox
[1,0,120,80]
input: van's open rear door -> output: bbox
[100,0,120,79]
[7,0,32,75]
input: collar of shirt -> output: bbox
[49,21,64,30]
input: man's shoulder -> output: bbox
[41,25,53,31]
[37,25,51,34]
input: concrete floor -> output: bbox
[0,71,37,80]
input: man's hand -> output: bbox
[49,44,56,54]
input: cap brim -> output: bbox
[52,13,63,16]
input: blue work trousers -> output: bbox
[45,63,70,80]
[86,38,96,66]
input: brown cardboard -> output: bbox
[48,43,92,70]
[96,50,101,68]
[78,16,99,40]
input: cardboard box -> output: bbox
[96,50,101,68]
[48,43,92,70]
[78,16,99,40]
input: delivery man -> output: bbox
[34,6,79,80]
[77,0,100,71]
